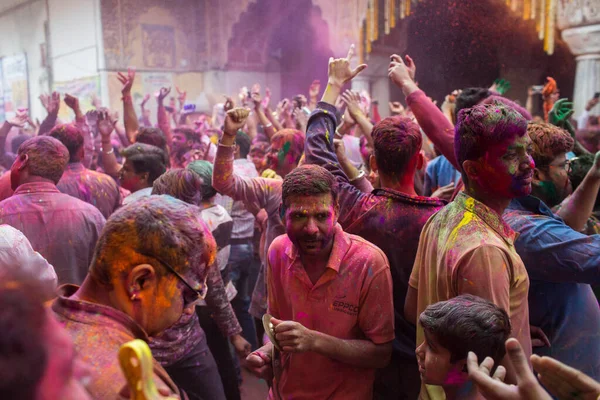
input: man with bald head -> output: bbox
[0,136,105,284]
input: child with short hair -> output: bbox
[417,294,512,399]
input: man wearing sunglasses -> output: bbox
[504,121,600,382]
[51,195,216,399]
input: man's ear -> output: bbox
[416,150,425,171]
[126,264,158,297]
[16,153,29,171]
[369,154,378,173]
[462,160,480,182]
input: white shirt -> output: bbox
[122,187,153,206]
[0,225,57,287]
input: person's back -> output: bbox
[57,163,120,219]
[0,136,105,284]
[50,123,121,219]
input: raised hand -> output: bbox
[64,93,79,110]
[157,87,171,104]
[549,98,575,136]
[468,338,551,400]
[251,91,262,111]
[388,54,414,88]
[224,96,235,112]
[176,86,186,107]
[431,182,455,201]
[491,79,512,95]
[223,107,250,136]
[91,93,102,109]
[328,44,367,88]
[404,55,416,81]
[8,108,29,128]
[39,93,50,112]
[141,93,151,107]
[262,87,271,109]
[389,101,405,115]
[531,353,600,400]
[293,108,308,132]
[97,110,116,139]
[117,67,136,94]
[333,138,348,162]
[341,90,364,119]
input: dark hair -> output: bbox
[454,101,528,183]
[174,127,199,144]
[569,153,595,190]
[281,165,338,207]
[271,129,305,164]
[236,131,252,158]
[49,124,85,163]
[10,134,31,155]
[0,270,53,400]
[18,136,69,184]
[135,127,167,152]
[455,87,492,119]
[420,294,511,367]
[121,143,167,186]
[527,122,574,167]
[372,116,422,180]
[152,168,203,206]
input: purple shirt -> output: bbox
[0,182,106,284]
[304,101,447,360]
[57,162,121,219]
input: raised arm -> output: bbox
[251,91,277,139]
[38,92,60,135]
[117,68,139,144]
[156,87,173,148]
[97,110,122,178]
[389,54,459,170]
[214,108,282,214]
[0,109,28,155]
[308,80,320,111]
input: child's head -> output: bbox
[417,294,511,386]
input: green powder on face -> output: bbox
[278,141,292,165]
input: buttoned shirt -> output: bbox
[0,182,106,284]
[267,224,395,400]
[409,192,531,399]
[52,285,180,399]
[57,162,121,219]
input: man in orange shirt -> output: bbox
[246,164,395,399]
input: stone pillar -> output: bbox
[558,1,600,118]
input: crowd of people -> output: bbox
[1,42,600,400]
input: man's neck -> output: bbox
[71,277,114,308]
[466,186,511,216]
[380,173,418,196]
[18,176,56,187]
[443,382,477,400]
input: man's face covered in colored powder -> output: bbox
[267,137,297,177]
[284,193,338,258]
[472,133,535,199]
[416,330,467,387]
[536,152,573,207]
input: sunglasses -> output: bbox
[137,252,208,304]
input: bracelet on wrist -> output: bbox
[103,148,114,155]
[263,123,273,129]
[349,169,366,182]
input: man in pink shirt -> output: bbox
[246,164,395,399]
[0,136,105,285]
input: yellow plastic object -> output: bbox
[118,339,178,400]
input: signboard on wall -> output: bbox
[53,76,100,121]
[2,54,29,119]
